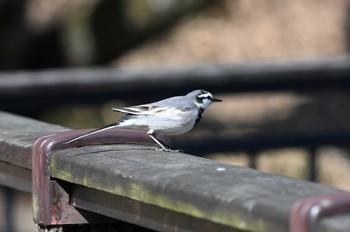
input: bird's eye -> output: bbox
[196,96,203,103]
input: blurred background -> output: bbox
[1,0,350,231]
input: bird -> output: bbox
[64,89,222,151]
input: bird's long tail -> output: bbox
[64,122,119,144]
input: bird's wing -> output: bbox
[112,104,169,115]
[113,96,195,115]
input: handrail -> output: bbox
[1,55,350,113]
[0,110,350,231]
[0,111,66,192]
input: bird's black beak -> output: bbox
[212,97,222,102]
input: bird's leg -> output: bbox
[147,130,183,152]
[147,130,169,150]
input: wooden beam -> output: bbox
[1,110,350,231]
[50,144,350,232]
[0,111,66,169]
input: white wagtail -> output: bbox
[65,89,222,151]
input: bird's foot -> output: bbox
[152,147,183,153]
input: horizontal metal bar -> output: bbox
[290,192,350,232]
[1,56,350,113]
[179,130,350,155]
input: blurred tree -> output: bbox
[0,0,210,70]
[0,0,65,70]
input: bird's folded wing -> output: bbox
[112,104,169,115]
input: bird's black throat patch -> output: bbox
[194,107,204,126]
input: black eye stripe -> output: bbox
[196,96,203,103]
[197,95,212,100]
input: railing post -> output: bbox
[248,150,258,169]
[308,147,318,182]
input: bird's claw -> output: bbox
[152,147,183,153]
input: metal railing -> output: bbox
[1,55,350,113]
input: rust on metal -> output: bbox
[32,128,171,226]
[289,191,350,232]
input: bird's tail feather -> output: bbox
[64,122,119,144]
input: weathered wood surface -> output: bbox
[51,144,350,232]
[1,110,350,231]
[1,55,350,113]
[0,161,31,192]
[0,111,67,169]
[0,111,66,191]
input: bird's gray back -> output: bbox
[152,95,197,111]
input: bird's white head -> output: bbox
[186,89,222,112]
